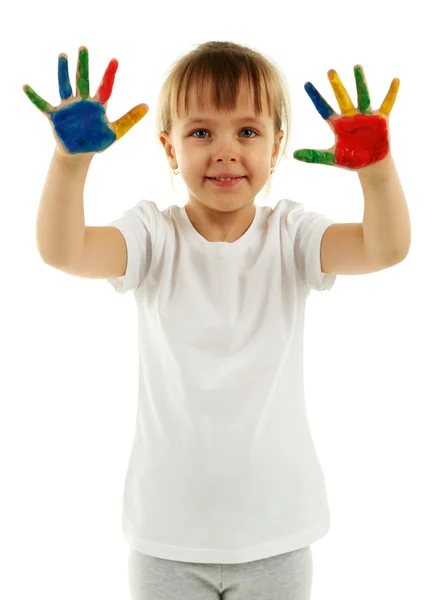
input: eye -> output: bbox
[190,128,258,139]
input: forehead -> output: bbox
[176,77,272,123]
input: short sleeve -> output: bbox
[288,203,337,292]
[105,200,158,295]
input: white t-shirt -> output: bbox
[106,198,337,564]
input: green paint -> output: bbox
[23,85,51,113]
[294,149,336,165]
[354,66,373,115]
[77,48,90,99]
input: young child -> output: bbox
[25,41,410,600]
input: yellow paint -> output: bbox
[380,78,400,117]
[328,69,357,117]
[112,104,149,140]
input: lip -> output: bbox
[207,174,245,178]
[206,176,246,188]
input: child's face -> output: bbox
[160,78,283,213]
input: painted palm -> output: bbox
[23,46,148,155]
[294,65,400,170]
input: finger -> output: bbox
[58,54,73,100]
[379,78,400,117]
[294,149,336,165]
[110,103,149,140]
[327,69,356,117]
[76,46,90,99]
[304,82,335,120]
[22,84,53,113]
[97,58,119,104]
[353,65,373,114]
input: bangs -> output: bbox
[171,56,274,121]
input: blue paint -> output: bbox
[304,82,334,120]
[49,100,116,153]
[58,56,72,100]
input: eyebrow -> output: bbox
[184,116,263,126]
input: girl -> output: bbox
[24,40,410,600]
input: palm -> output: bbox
[23,46,148,156]
[293,65,400,171]
[49,99,117,154]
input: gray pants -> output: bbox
[128,546,312,599]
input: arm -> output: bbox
[359,153,411,264]
[296,65,410,275]
[321,155,411,275]
[37,147,128,280]
[36,148,94,266]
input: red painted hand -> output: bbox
[294,65,400,171]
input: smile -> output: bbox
[206,176,246,188]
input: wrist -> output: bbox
[53,146,95,167]
[357,153,395,182]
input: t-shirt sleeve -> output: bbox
[105,199,158,295]
[288,203,337,292]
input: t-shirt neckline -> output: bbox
[179,205,261,256]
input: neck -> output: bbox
[185,200,256,242]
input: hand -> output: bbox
[23,46,149,157]
[293,65,400,171]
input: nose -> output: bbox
[212,135,242,162]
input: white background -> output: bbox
[2,1,444,598]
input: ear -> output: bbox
[159,131,176,162]
[159,131,170,150]
[272,129,285,164]
[275,129,284,146]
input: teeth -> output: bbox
[212,177,239,181]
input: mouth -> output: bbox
[206,176,246,180]
[206,176,247,188]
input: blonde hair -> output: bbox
[154,41,292,203]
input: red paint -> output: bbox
[98,59,119,104]
[332,113,389,169]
